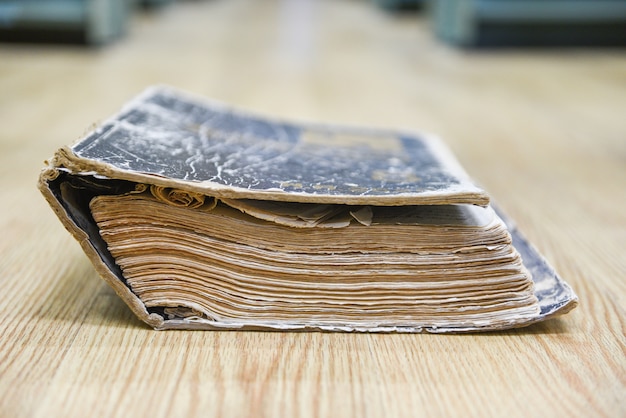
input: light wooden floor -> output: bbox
[1,1,625,417]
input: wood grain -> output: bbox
[0,1,624,417]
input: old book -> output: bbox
[38,86,577,332]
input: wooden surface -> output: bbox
[1,1,624,417]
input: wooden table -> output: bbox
[1,1,624,417]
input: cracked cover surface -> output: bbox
[69,86,488,206]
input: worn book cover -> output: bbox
[38,86,577,332]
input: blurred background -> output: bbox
[2,0,626,46]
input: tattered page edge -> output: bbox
[155,206,579,333]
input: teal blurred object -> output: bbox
[373,0,426,11]
[433,0,626,46]
[0,0,129,44]
[139,0,173,7]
